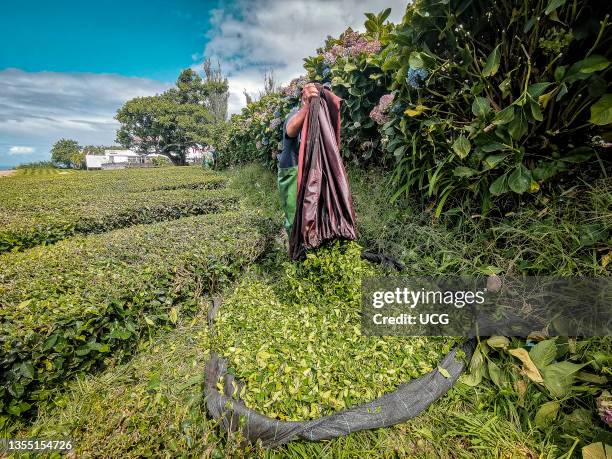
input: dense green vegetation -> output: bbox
[0,168,231,252]
[0,208,272,422]
[214,242,455,420]
[14,162,59,171]
[218,0,611,217]
[3,164,606,458]
[1,0,610,455]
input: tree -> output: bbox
[81,145,106,156]
[51,139,80,167]
[243,89,253,105]
[259,68,280,98]
[116,93,212,165]
[116,66,228,165]
[202,58,229,121]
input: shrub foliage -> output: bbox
[0,168,231,252]
[217,0,611,214]
[0,211,271,423]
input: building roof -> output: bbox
[104,149,141,156]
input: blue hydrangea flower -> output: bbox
[262,138,269,146]
[273,110,281,118]
[322,67,332,78]
[406,67,429,89]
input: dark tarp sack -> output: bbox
[289,85,357,260]
[204,298,476,448]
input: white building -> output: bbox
[85,150,145,170]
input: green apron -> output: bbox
[277,165,298,235]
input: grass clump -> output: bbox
[214,241,456,421]
[19,314,223,458]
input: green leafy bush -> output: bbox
[150,155,172,167]
[217,1,610,214]
[0,169,231,252]
[217,91,300,169]
[14,162,57,170]
[304,13,395,164]
[214,242,456,420]
[0,210,271,423]
[379,0,611,214]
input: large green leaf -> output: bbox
[452,136,471,159]
[472,97,491,118]
[379,7,392,22]
[508,164,531,194]
[576,55,610,74]
[409,52,425,69]
[529,100,544,122]
[484,153,508,169]
[482,44,501,77]
[544,0,566,15]
[527,82,552,98]
[460,346,485,386]
[508,110,527,139]
[488,360,504,387]
[493,105,515,125]
[453,166,478,178]
[344,62,358,72]
[534,401,560,428]
[529,339,557,369]
[589,94,612,125]
[489,174,509,196]
[582,442,612,459]
[541,361,585,398]
[480,142,506,153]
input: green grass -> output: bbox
[350,167,611,276]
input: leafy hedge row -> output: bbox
[1,168,226,204]
[0,210,273,423]
[1,187,236,253]
[218,0,610,213]
[216,92,299,169]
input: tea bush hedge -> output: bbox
[214,242,457,420]
[2,168,226,204]
[0,173,234,253]
[0,210,272,422]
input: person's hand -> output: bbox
[301,83,319,106]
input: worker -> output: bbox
[277,83,319,235]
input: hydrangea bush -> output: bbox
[216,78,306,169]
[217,1,610,214]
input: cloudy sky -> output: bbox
[0,0,407,168]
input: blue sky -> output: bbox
[0,0,408,169]
[0,0,216,81]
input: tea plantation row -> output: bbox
[0,169,232,253]
[0,209,274,422]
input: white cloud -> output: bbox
[205,0,409,114]
[0,68,171,166]
[8,146,34,155]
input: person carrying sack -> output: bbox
[277,82,357,260]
